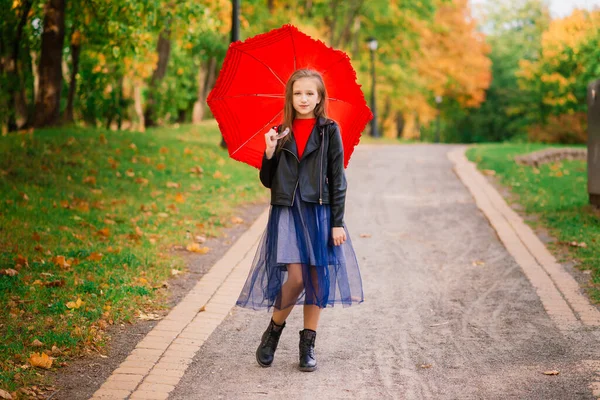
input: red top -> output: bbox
[292,118,316,159]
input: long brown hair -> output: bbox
[278,69,328,150]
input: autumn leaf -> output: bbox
[190,184,203,192]
[126,169,135,177]
[14,254,28,267]
[52,256,71,269]
[167,182,180,188]
[135,226,143,237]
[32,231,41,241]
[195,235,206,244]
[190,166,204,175]
[0,269,18,277]
[138,312,161,321]
[87,252,103,261]
[186,243,210,254]
[360,233,372,238]
[213,170,223,179]
[129,143,137,150]
[97,228,110,237]
[31,339,43,347]
[159,146,169,154]
[184,148,193,155]
[156,163,166,171]
[83,176,96,185]
[174,193,185,203]
[171,269,181,276]
[543,370,559,376]
[21,192,29,201]
[99,134,108,144]
[66,298,84,309]
[28,352,53,369]
[472,260,485,266]
[135,177,149,185]
[231,216,244,224]
[0,388,12,399]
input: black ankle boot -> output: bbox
[256,319,285,367]
[298,329,317,372]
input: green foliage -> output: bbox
[0,122,266,391]
[467,144,600,302]
[441,0,550,143]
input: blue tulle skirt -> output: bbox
[236,188,364,310]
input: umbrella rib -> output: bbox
[235,48,286,87]
[230,110,284,157]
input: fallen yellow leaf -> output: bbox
[166,182,180,188]
[31,339,43,347]
[87,252,103,261]
[156,163,166,171]
[174,193,185,203]
[231,216,244,224]
[53,256,71,269]
[213,171,223,179]
[28,352,53,369]
[66,298,84,309]
[1,269,18,277]
[186,243,210,254]
[159,146,169,154]
[0,388,12,399]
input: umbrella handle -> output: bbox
[274,127,290,140]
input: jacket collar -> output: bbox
[281,117,334,161]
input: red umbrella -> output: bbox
[207,24,373,169]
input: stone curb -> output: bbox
[448,148,600,331]
[89,208,269,399]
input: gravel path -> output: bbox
[169,144,600,400]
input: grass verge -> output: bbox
[0,121,267,394]
[466,143,599,303]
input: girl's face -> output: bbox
[292,77,321,119]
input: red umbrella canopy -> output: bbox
[207,24,373,169]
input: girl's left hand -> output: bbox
[332,227,346,246]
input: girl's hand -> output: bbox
[332,227,346,246]
[264,128,278,159]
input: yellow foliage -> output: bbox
[406,0,491,128]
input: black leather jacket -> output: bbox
[259,117,347,227]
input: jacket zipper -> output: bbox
[319,128,324,205]
[282,148,299,206]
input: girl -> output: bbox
[236,69,363,372]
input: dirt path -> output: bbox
[166,144,600,399]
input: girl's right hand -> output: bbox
[265,128,277,159]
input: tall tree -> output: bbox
[34,0,66,128]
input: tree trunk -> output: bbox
[144,28,171,128]
[34,0,66,128]
[192,57,216,124]
[64,30,81,124]
[305,0,313,16]
[134,84,145,132]
[6,0,34,131]
[396,112,405,138]
[329,0,339,46]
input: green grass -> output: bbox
[0,121,267,393]
[466,143,599,303]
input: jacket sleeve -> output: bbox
[259,151,278,188]
[327,123,347,227]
